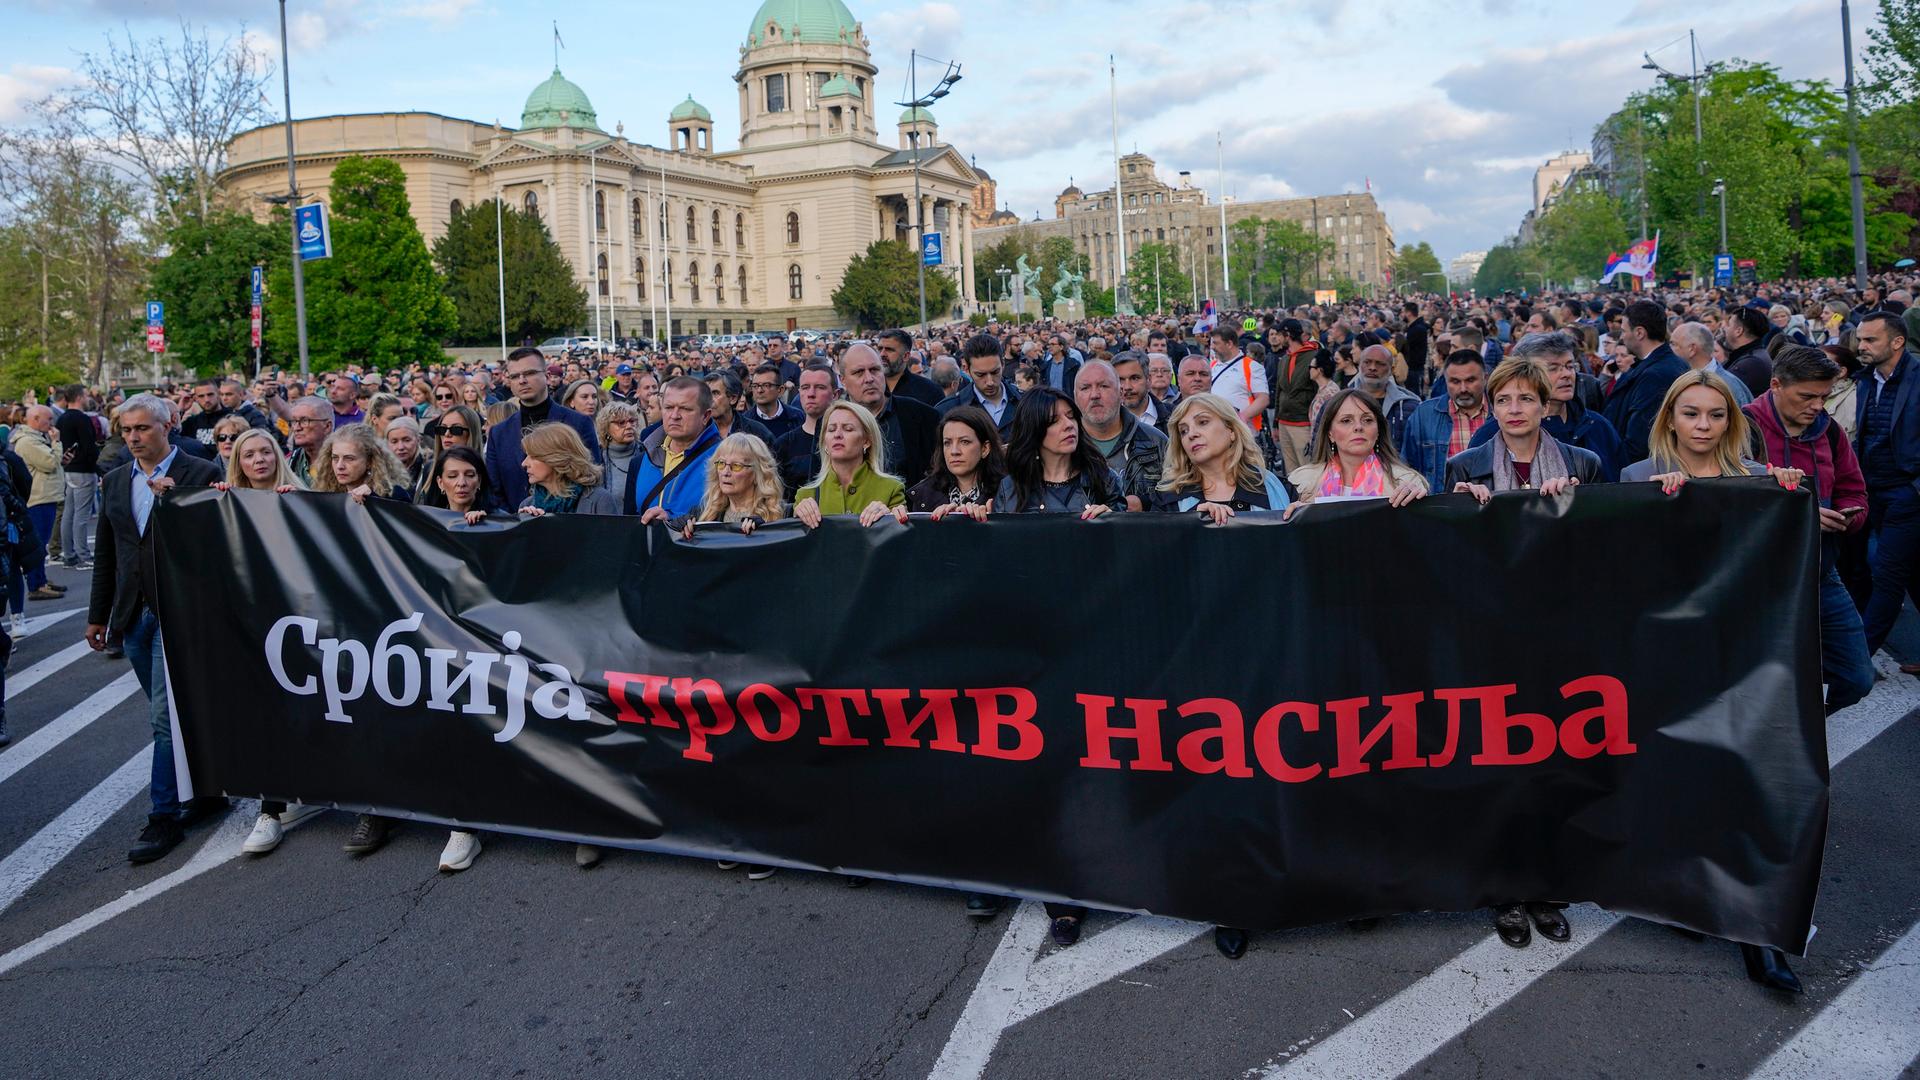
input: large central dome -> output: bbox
[745,0,860,47]
[520,68,600,131]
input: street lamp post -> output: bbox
[1711,178,1728,253]
[896,51,962,337]
[995,265,1009,309]
[1842,0,1871,290]
[277,0,309,377]
[1645,30,1713,280]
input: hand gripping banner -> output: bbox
[155,482,1828,950]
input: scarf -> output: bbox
[530,482,583,514]
[1317,454,1387,498]
[1491,430,1570,492]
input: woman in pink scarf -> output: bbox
[1287,389,1428,509]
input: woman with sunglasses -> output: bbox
[428,405,485,458]
[210,415,251,469]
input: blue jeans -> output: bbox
[1822,566,1874,714]
[24,503,55,589]
[1863,488,1920,654]
[122,610,178,819]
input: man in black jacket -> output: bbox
[876,328,944,408]
[85,393,227,865]
[53,384,100,568]
[840,342,937,485]
[938,333,1020,441]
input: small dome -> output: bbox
[746,0,861,48]
[521,67,600,130]
[1059,182,1082,197]
[899,106,936,125]
[820,74,859,99]
[669,95,712,122]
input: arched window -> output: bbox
[738,264,748,302]
[714,263,725,302]
[659,200,669,234]
[449,198,463,218]
[595,190,606,231]
[685,205,696,243]
[596,252,608,296]
[711,209,722,245]
[631,198,643,237]
[523,190,538,215]
[688,261,700,302]
[735,213,746,249]
[635,257,646,300]
[785,211,800,245]
[788,263,803,300]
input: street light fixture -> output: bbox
[895,51,962,337]
[1711,178,1728,253]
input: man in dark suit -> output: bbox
[85,393,226,865]
[937,332,1020,441]
[1603,299,1689,464]
[839,342,937,486]
[484,346,602,510]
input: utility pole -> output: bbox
[1842,0,1871,290]
[278,0,308,377]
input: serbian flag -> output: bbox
[1194,298,1217,335]
[1602,231,1661,283]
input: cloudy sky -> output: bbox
[0,0,1878,264]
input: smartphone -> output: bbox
[1841,505,1865,518]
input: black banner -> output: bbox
[155,482,1827,950]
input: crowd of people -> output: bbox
[4,269,1915,990]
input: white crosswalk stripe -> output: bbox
[1746,917,1920,1080]
[8,639,99,701]
[0,744,150,916]
[0,672,142,786]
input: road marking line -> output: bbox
[0,804,317,977]
[1746,917,1920,1080]
[929,901,1052,1080]
[19,607,82,638]
[0,672,142,786]
[7,639,97,701]
[0,745,149,915]
[1260,655,1918,1080]
[1009,915,1210,1025]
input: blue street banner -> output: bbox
[922,231,943,266]
[1715,254,1734,288]
[295,203,333,261]
[146,301,163,327]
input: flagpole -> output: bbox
[590,147,603,346]
[1109,56,1126,299]
[645,173,657,348]
[660,161,672,352]
[495,194,507,360]
[1217,132,1229,308]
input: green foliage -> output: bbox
[1474,243,1535,294]
[831,239,957,330]
[0,346,78,403]
[263,155,455,369]
[1226,217,1333,307]
[1866,0,1919,109]
[148,209,280,376]
[433,200,586,346]
[974,231,1032,299]
[1391,241,1445,291]
[1528,191,1630,283]
[1124,242,1192,314]
[1084,283,1116,318]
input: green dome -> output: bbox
[899,106,935,125]
[820,74,859,99]
[745,0,860,48]
[669,95,711,122]
[521,67,600,130]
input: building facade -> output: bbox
[974,153,1396,298]
[217,0,980,338]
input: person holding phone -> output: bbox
[1743,345,1873,714]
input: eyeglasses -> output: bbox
[434,392,455,402]
[291,417,331,427]
[215,433,241,443]
[435,425,472,437]
[713,461,752,474]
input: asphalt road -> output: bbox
[0,562,1916,1080]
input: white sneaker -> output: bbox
[8,613,27,638]
[242,812,283,854]
[575,843,602,868]
[438,830,481,872]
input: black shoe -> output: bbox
[1741,943,1804,993]
[0,717,9,747]
[1214,926,1248,959]
[1050,915,1082,947]
[842,875,869,888]
[343,814,391,855]
[128,815,185,864]
[1525,902,1571,942]
[965,893,1003,918]
[1493,904,1532,948]
[1347,917,1380,932]
[105,646,124,659]
[177,796,231,828]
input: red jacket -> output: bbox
[1744,392,1866,533]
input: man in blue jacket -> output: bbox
[484,347,602,511]
[1400,350,1489,494]
[627,376,721,520]
[1603,299,1688,465]
[1853,312,1920,656]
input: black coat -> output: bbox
[878,394,940,487]
[1443,438,1603,491]
[87,452,224,636]
[936,382,1020,441]
[891,371,944,409]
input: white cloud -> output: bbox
[394,0,481,23]
[1378,197,1453,233]
[0,63,71,124]
[867,2,964,57]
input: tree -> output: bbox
[1474,243,1535,294]
[0,346,79,403]
[1392,242,1444,293]
[1124,242,1192,314]
[1529,190,1631,284]
[264,156,455,369]
[974,231,1033,299]
[1036,234,1079,302]
[433,200,586,346]
[53,22,273,232]
[832,239,956,330]
[149,209,282,375]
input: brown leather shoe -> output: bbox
[1899,661,1920,676]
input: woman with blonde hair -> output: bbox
[1151,393,1291,522]
[517,422,619,516]
[217,428,297,493]
[1621,370,1802,492]
[682,433,786,535]
[1287,389,1427,508]
[483,400,518,433]
[794,400,906,528]
[428,404,485,457]
[312,422,412,502]
[560,378,602,417]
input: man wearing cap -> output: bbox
[608,363,642,404]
